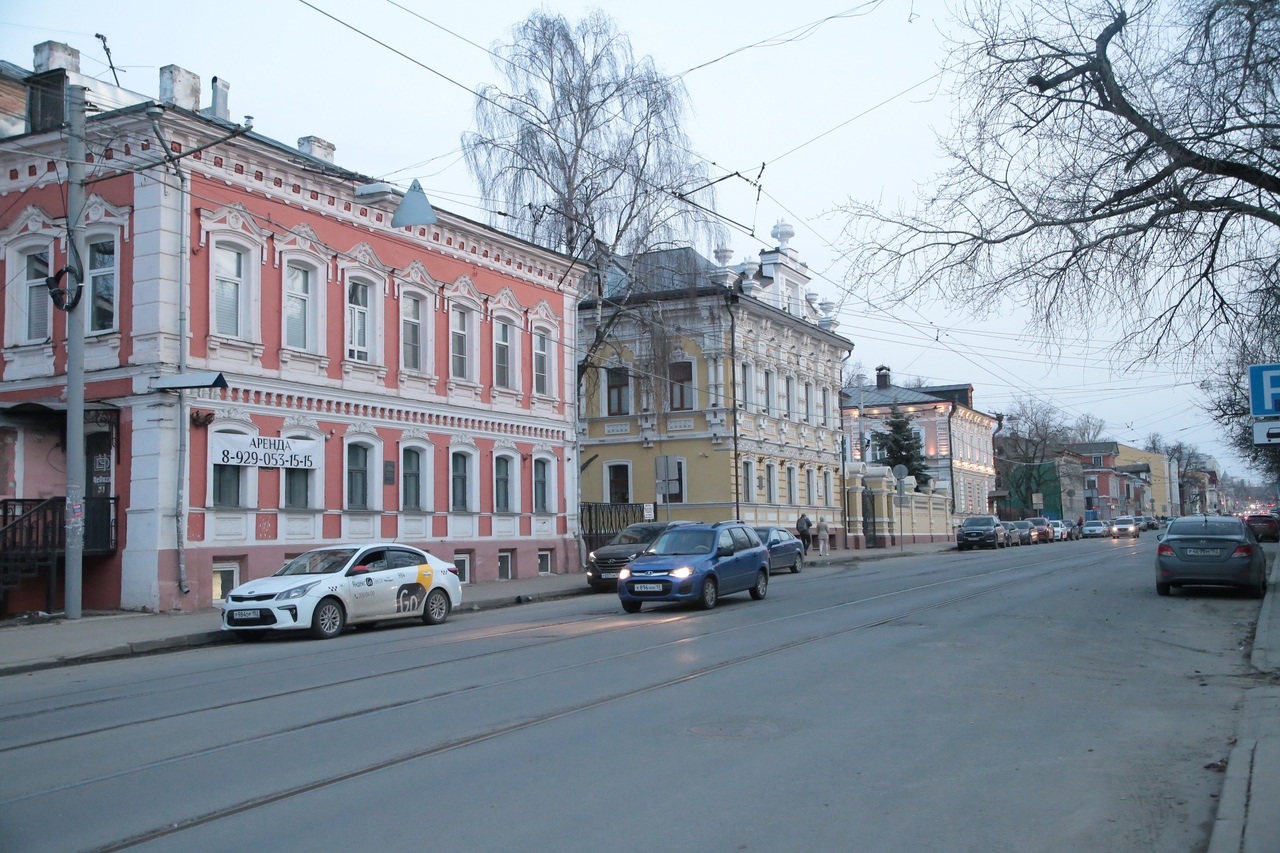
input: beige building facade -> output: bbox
[579,230,853,542]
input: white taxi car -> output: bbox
[222,544,462,640]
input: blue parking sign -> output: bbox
[1250,364,1280,417]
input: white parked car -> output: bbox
[222,544,463,640]
[1048,520,1067,541]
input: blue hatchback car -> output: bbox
[617,521,770,612]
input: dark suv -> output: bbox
[957,516,1007,550]
[617,520,769,612]
[585,521,691,591]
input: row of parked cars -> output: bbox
[586,519,807,612]
[957,514,1173,550]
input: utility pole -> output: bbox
[64,85,88,619]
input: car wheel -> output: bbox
[422,588,451,625]
[234,629,267,642]
[791,554,803,573]
[750,569,769,600]
[1251,578,1268,599]
[1156,582,1171,596]
[697,576,718,610]
[621,600,642,613]
[309,598,346,639]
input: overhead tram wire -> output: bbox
[295,0,757,239]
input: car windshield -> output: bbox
[609,525,664,546]
[1014,521,1031,529]
[752,527,775,541]
[1116,517,1134,524]
[1168,518,1245,537]
[648,529,716,555]
[1028,518,1048,526]
[960,517,994,528]
[1084,521,1103,527]
[275,548,357,576]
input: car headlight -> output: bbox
[669,566,694,579]
[618,568,631,580]
[276,581,320,600]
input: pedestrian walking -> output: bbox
[816,517,829,556]
[796,513,812,555]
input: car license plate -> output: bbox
[633,583,663,592]
[232,609,260,620]
[1185,548,1220,557]
[600,572,619,579]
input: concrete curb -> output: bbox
[0,546,954,678]
[0,586,602,677]
[1208,547,1280,853]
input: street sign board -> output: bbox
[1249,364,1280,417]
[1254,421,1280,446]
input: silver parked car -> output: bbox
[1112,517,1140,538]
[1156,515,1267,597]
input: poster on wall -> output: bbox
[210,433,320,468]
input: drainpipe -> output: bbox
[149,108,191,595]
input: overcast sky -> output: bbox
[0,0,1259,480]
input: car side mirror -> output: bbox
[769,537,780,546]
[717,544,735,558]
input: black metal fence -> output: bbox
[580,502,648,554]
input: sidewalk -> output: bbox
[0,541,950,676]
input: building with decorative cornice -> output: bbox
[0,43,584,615]
[843,367,997,517]
[578,227,853,545]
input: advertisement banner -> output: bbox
[210,434,320,468]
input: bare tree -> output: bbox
[997,398,1071,511]
[1066,413,1108,444]
[839,0,1280,365]
[462,10,724,382]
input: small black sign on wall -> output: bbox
[384,460,396,485]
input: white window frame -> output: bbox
[805,468,815,505]
[450,447,480,513]
[821,388,830,427]
[399,287,434,377]
[532,454,557,513]
[668,360,694,412]
[343,434,383,512]
[786,376,796,420]
[604,365,631,417]
[280,428,325,511]
[823,470,833,505]
[763,371,775,416]
[85,232,118,335]
[493,451,521,513]
[532,329,553,398]
[208,424,259,509]
[400,442,434,512]
[741,459,755,503]
[10,242,53,346]
[605,461,632,504]
[493,320,516,391]
[804,382,813,423]
[787,466,798,505]
[740,362,754,410]
[346,278,372,362]
[765,462,777,503]
[210,238,262,343]
[401,293,423,372]
[282,256,324,355]
[449,305,477,383]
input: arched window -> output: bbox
[449,447,479,512]
[532,455,556,514]
[343,434,383,511]
[494,453,520,513]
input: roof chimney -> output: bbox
[206,76,230,121]
[159,65,201,111]
[33,41,80,74]
[298,135,335,163]
[875,365,891,390]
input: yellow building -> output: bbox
[1115,445,1181,516]
[578,229,853,541]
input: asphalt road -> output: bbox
[0,537,1259,852]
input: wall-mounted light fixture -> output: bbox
[190,410,216,427]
